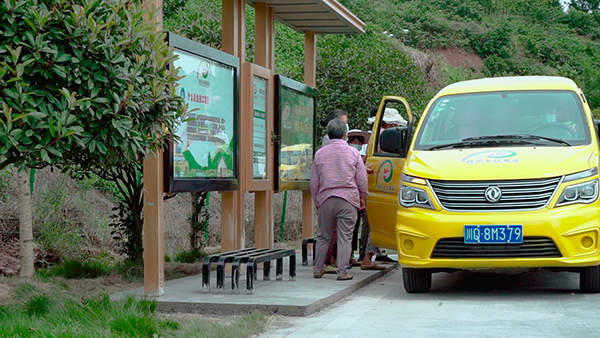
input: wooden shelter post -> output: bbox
[142,0,165,297]
[221,0,246,251]
[253,2,276,249]
[302,30,317,242]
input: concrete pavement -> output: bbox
[260,268,600,338]
[113,254,397,316]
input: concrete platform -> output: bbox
[113,254,398,317]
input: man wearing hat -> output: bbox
[367,107,408,152]
[359,107,407,266]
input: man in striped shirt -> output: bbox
[310,118,369,280]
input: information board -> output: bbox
[253,76,267,179]
[164,33,239,192]
[274,75,317,191]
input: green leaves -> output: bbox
[0,0,186,173]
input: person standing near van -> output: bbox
[360,107,404,265]
[320,109,348,147]
[319,109,357,271]
[311,119,369,280]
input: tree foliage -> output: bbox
[1,0,185,170]
[0,0,187,261]
[571,0,600,12]
[316,28,432,132]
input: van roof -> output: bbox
[436,76,580,97]
[281,143,312,151]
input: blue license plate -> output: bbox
[464,225,523,244]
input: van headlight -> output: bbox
[399,184,435,209]
[281,170,293,179]
[556,179,598,207]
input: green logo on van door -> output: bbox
[379,160,394,183]
[376,160,395,192]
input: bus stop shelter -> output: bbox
[142,0,365,296]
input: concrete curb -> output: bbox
[157,264,398,317]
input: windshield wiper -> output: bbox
[462,134,571,146]
[426,134,571,151]
[427,139,506,150]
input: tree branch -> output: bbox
[0,157,19,171]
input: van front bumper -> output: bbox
[396,202,600,270]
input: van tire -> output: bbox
[402,268,432,293]
[580,266,600,293]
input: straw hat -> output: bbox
[348,129,371,144]
[367,108,407,126]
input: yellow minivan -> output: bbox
[366,76,600,293]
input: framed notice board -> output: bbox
[164,33,240,192]
[243,63,273,191]
[274,75,318,191]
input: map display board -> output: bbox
[164,33,239,192]
[274,76,317,191]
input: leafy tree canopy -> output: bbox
[0,0,186,173]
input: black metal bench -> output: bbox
[202,248,296,293]
[218,249,280,291]
[232,249,296,294]
[302,237,316,266]
[201,248,263,292]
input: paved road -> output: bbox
[259,268,600,338]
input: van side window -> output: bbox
[373,102,410,157]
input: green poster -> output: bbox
[279,87,314,183]
[173,50,235,179]
[253,76,267,179]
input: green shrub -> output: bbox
[174,249,205,263]
[0,169,10,201]
[77,173,123,201]
[565,9,596,36]
[316,27,432,132]
[163,0,222,49]
[468,21,513,58]
[117,260,144,281]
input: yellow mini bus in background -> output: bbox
[366,76,600,293]
[280,143,312,181]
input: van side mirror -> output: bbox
[380,126,408,154]
[595,120,600,142]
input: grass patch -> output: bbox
[172,312,268,338]
[25,295,52,317]
[0,294,178,337]
[173,249,206,263]
[0,277,269,338]
[38,255,144,282]
[0,290,268,338]
[40,259,113,279]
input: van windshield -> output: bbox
[281,150,301,165]
[414,90,591,150]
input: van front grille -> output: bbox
[431,236,562,259]
[429,177,561,211]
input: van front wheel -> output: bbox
[580,265,600,293]
[402,268,432,293]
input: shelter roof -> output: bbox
[245,0,365,34]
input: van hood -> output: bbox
[280,164,296,171]
[406,146,596,180]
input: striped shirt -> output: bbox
[310,139,369,209]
